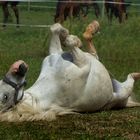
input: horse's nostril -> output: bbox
[17,63,27,77]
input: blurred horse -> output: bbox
[54,0,100,23]
[81,0,100,18]
[0,1,19,27]
[105,0,130,23]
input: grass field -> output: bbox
[0,2,140,140]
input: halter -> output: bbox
[3,76,27,105]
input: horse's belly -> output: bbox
[70,59,113,112]
[29,55,113,112]
[47,57,113,112]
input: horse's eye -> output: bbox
[4,95,8,100]
[3,94,8,103]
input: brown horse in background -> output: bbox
[105,0,131,23]
[54,0,100,23]
[54,0,79,23]
[0,1,19,27]
[81,0,100,18]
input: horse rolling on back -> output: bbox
[0,21,140,122]
[0,1,19,27]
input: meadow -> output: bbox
[0,1,140,139]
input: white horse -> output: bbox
[0,23,139,122]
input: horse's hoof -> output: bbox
[83,20,100,40]
[131,73,140,81]
[50,23,63,33]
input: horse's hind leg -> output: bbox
[11,3,19,27]
[111,73,140,108]
[126,97,140,107]
[2,3,9,27]
[125,73,140,107]
[83,20,100,58]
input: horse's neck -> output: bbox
[22,91,34,106]
[15,91,42,115]
[49,33,63,54]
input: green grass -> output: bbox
[0,3,140,140]
[0,109,139,140]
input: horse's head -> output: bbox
[0,60,28,112]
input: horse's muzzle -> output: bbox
[17,63,28,77]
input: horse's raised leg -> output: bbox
[64,34,91,68]
[11,3,19,27]
[49,23,69,54]
[83,20,100,59]
[110,73,140,108]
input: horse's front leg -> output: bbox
[11,4,19,27]
[2,4,9,27]
[69,5,74,20]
